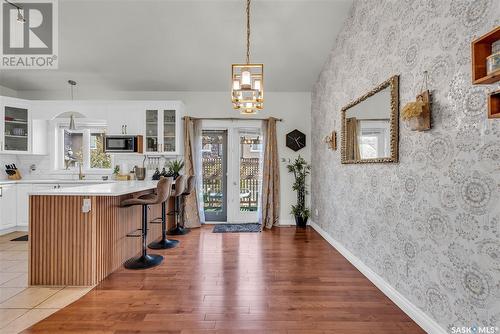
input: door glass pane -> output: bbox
[239,132,261,212]
[163,110,176,152]
[4,106,28,151]
[63,130,83,169]
[146,110,158,152]
[90,133,112,169]
[202,130,227,221]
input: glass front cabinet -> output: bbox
[144,102,184,155]
[0,97,31,154]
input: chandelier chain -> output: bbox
[246,0,250,64]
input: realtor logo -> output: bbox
[1,0,58,69]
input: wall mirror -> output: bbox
[341,75,399,164]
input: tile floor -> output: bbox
[0,231,92,333]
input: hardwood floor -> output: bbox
[24,225,425,334]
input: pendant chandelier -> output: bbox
[231,0,263,114]
[68,80,77,130]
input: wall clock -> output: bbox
[286,129,306,151]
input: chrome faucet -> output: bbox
[78,162,85,180]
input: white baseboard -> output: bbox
[279,219,296,226]
[309,221,446,334]
[0,225,28,236]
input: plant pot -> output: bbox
[295,215,308,228]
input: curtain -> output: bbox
[182,117,203,228]
[346,117,361,161]
[260,117,280,230]
[256,121,266,226]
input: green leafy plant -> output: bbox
[283,155,311,220]
[90,136,112,169]
[167,159,184,174]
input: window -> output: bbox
[358,121,390,160]
[63,131,84,169]
[90,133,112,169]
[59,127,112,171]
[250,143,262,152]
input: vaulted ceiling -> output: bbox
[0,0,352,92]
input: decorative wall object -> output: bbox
[402,71,432,131]
[324,131,337,150]
[311,0,500,331]
[341,75,399,164]
[488,89,499,118]
[286,129,306,151]
[471,26,500,84]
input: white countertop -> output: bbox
[0,179,114,185]
[29,180,160,196]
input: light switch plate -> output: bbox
[82,198,91,213]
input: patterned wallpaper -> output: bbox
[311,0,500,331]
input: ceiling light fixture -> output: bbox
[231,0,263,114]
[68,80,77,130]
[4,0,25,23]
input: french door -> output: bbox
[202,130,228,222]
[201,121,262,223]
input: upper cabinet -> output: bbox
[0,97,31,154]
[144,102,184,155]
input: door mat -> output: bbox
[11,235,28,241]
[212,223,261,233]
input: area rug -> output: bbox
[212,223,261,233]
[11,235,28,241]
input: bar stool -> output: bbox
[140,186,179,250]
[167,175,188,236]
[120,177,173,270]
[175,175,196,235]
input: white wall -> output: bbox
[311,0,500,331]
[0,85,17,98]
[9,89,311,225]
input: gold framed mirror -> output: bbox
[341,75,399,164]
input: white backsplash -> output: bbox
[1,153,181,181]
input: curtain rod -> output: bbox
[182,116,283,121]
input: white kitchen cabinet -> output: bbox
[16,184,32,227]
[144,102,184,156]
[31,119,48,155]
[106,102,145,136]
[0,96,31,154]
[0,184,18,231]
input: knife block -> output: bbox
[8,170,22,180]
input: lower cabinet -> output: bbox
[0,182,106,234]
[0,184,18,231]
[16,184,32,227]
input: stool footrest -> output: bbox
[149,217,162,224]
[126,228,148,238]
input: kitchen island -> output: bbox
[29,181,174,286]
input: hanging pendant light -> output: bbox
[231,0,263,114]
[68,80,77,130]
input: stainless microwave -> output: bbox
[104,135,143,153]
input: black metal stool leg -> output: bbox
[124,204,163,270]
[168,196,190,235]
[149,202,179,249]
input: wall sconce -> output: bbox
[324,131,337,150]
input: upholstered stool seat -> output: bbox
[170,175,195,235]
[140,188,179,249]
[167,175,188,236]
[120,177,173,269]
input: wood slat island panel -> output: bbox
[29,194,174,286]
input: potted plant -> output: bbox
[167,159,184,179]
[283,155,311,228]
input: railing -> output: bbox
[202,157,260,212]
